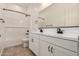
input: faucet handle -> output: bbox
[57,28,63,34]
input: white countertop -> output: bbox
[31,31,79,42]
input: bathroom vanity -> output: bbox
[29,28,79,56]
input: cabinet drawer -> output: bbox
[40,35,54,43]
[30,33,39,39]
[53,38,78,52]
[29,35,40,56]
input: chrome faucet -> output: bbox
[57,27,63,34]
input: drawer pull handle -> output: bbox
[0,35,1,37]
[48,45,50,52]
[51,47,53,53]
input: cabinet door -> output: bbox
[33,37,40,56]
[29,37,34,52]
[29,34,40,55]
[51,45,68,56]
[39,40,51,56]
[51,45,77,56]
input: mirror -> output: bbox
[39,3,79,28]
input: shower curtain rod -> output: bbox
[2,8,31,17]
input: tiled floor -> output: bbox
[1,45,34,56]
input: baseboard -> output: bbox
[4,42,22,49]
[28,48,37,56]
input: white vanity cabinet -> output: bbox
[29,33,78,56]
[39,39,73,56]
[29,33,40,55]
[39,35,77,56]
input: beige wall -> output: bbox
[39,3,79,27]
[26,7,39,31]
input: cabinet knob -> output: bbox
[51,47,53,53]
[32,39,34,42]
[0,34,1,37]
[48,45,51,52]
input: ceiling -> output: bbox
[16,3,41,7]
[0,3,52,12]
[15,3,52,12]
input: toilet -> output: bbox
[22,30,29,48]
[22,39,29,48]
